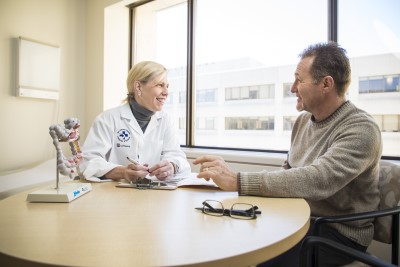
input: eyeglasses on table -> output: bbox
[195,200,261,220]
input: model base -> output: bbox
[27,183,92,203]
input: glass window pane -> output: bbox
[225,88,232,100]
[231,87,240,99]
[133,0,188,145]
[130,0,399,157]
[339,0,400,156]
[385,75,399,92]
[193,0,327,149]
[283,83,294,98]
[372,115,383,131]
[359,78,369,94]
[241,87,250,99]
[383,115,399,132]
[283,116,297,131]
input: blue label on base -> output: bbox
[73,190,80,197]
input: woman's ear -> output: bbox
[134,81,142,96]
[134,81,141,91]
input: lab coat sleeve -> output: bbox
[160,114,191,177]
[80,113,120,178]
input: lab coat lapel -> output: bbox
[144,112,162,137]
[120,104,143,136]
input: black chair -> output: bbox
[300,235,397,267]
[300,161,400,267]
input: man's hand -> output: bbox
[192,155,238,191]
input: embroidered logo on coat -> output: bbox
[117,129,131,142]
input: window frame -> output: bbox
[127,0,399,160]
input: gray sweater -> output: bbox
[239,101,382,246]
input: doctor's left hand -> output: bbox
[148,160,174,180]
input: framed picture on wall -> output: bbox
[16,37,61,100]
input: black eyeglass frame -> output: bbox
[195,200,261,220]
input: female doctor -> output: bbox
[80,61,190,182]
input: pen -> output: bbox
[126,156,140,165]
[127,156,150,173]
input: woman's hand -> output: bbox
[104,164,149,183]
[148,160,175,180]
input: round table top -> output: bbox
[0,181,310,267]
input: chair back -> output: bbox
[374,161,400,243]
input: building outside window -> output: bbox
[129,0,400,157]
[283,82,294,98]
[197,89,217,103]
[283,116,298,131]
[225,117,274,130]
[226,84,274,101]
[373,115,400,132]
[359,74,400,94]
[196,117,216,130]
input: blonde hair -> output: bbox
[124,61,167,103]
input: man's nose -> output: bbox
[290,82,297,93]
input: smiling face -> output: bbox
[135,74,169,112]
[291,56,324,113]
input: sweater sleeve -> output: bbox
[239,107,382,202]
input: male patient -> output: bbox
[193,42,382,267]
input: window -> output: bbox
[373,115,400,132]
[283,116,298,131]
[165,92,173,105]
[359,75,400,94]
[283,83,294,98]
[196,117,216,130]
[192,0,326,149]
[179,116,186,130]
[196,89,217,103]
[179,89,217,103]
[130,0,188,143]
[338,0,400,157]
[226,84,275,101]
[225,117,274,130]
[129,0,400,157]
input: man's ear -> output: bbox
[322,76,334,93]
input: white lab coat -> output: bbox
[80,103,190,179]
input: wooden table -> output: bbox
[0,181,310,267]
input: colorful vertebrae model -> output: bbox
[49,118,83,179]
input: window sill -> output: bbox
[183,147,287,167]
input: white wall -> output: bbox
[0,0,119,174]
[0,0,84,173]
[104,2,130,111]
[85,0,124,131]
